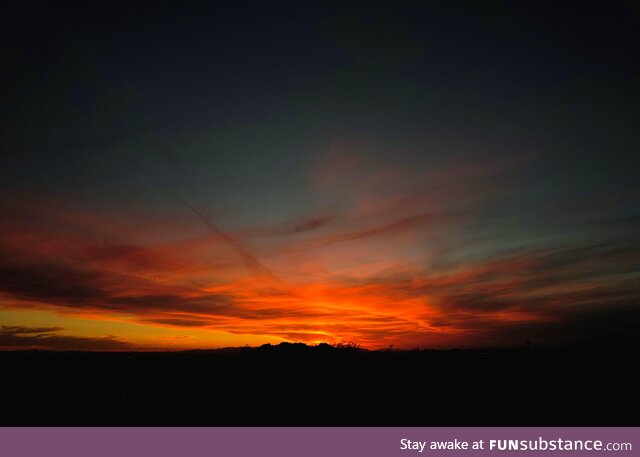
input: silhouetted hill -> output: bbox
[1,341,638,426]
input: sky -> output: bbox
[1,0,639,350]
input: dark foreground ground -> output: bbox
[1,338,638,426]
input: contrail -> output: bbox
[154,179,277,280]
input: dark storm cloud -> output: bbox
[0,326,135,351]
[0,250,311,324]
[0,262,111,307]
[0,258,233,316]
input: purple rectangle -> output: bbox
[1,428,638,457]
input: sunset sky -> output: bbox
[1,1,639,350]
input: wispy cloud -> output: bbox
[156,180,277,280]
[0,326,136,351]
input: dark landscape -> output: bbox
[2,338,638,426]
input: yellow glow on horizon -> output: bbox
[0,309,285,350]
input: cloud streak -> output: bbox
[156,180,277,280]
[0,326,136,351]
